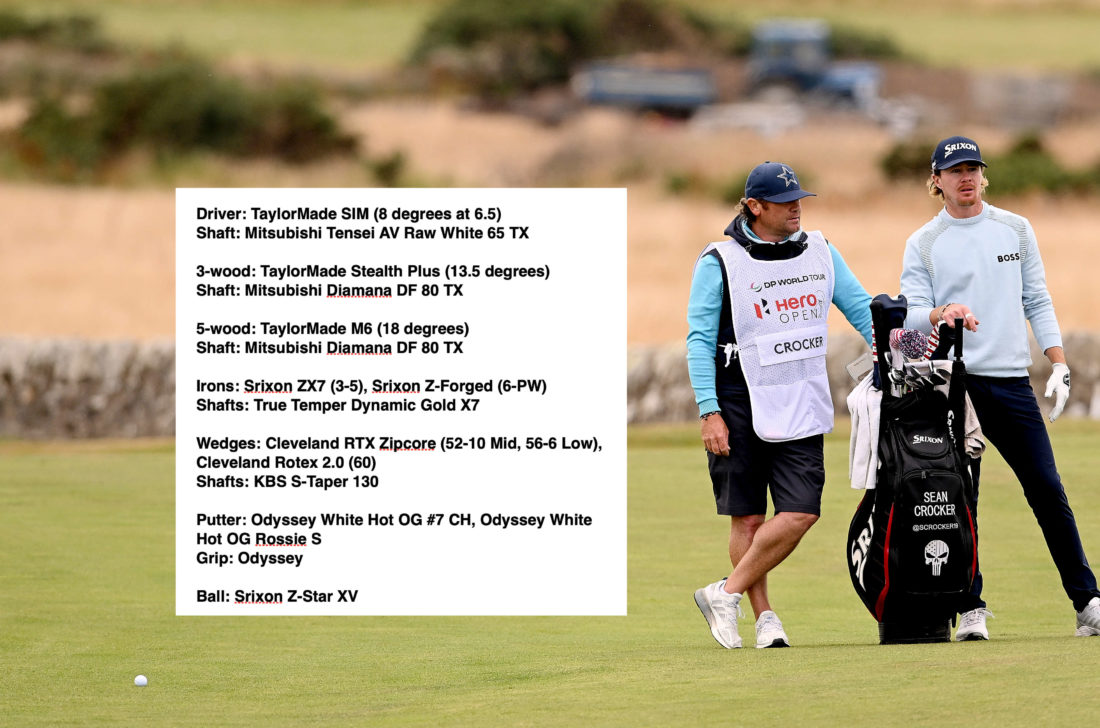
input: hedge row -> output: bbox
[409,0,900,97]
[880,133,1100,196]
[13,56,357,181]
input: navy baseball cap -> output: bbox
[931,135,986,172]
[744,161,816,203]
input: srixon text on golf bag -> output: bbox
[848,294,978,644]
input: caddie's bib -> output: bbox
[706,233,835,441]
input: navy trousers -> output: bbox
[962,375,1100,612]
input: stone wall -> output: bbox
[629,333,1100,424]
[1,334,1097,437]
[0,338,175,438]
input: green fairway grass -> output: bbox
[3,0,1100,73]
[0,0,438,71]
[704,0,1100,71]
[4,423,1100,726]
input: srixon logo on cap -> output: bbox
[943,142,978,158]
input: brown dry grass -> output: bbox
[3,101,1098,344]
[0,183,174,340]
[629,186,1100,345]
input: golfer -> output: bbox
[688,161,872,648]
[900,135,1100,640]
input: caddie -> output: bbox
[688,161,872,648]
[900,135,1100,640]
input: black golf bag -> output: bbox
[847,294,979,643]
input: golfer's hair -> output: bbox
[736,197,759,223]
[928,173,990,199]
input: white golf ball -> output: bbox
[134,675,148,687]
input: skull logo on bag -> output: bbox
[925,540,950,576]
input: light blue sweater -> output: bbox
[687,231,873,416]
[900,202,1061,377]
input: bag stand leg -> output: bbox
[878,612,952,644]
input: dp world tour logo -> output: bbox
[750,281,763,293]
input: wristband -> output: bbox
[700,411,721,421]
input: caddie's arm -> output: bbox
[827,243,872,346]
[700,411,730,456]
[687,254,728,454]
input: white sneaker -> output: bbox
[956,608,993,641]
[1075,597,1100,636]
[694,580,743,648]
[755,610,790,648]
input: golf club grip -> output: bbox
[954,318,964,360]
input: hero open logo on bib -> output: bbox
[755,325,828,366]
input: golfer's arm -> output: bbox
[900,241,935,333]
[1020,224,1062,355]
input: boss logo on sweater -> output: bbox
[997,252,1021,263]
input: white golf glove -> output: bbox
[1045,363,1071,422]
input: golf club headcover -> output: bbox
[870,293,908,390]
[890,328,928,361]
[926,321,956,360]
